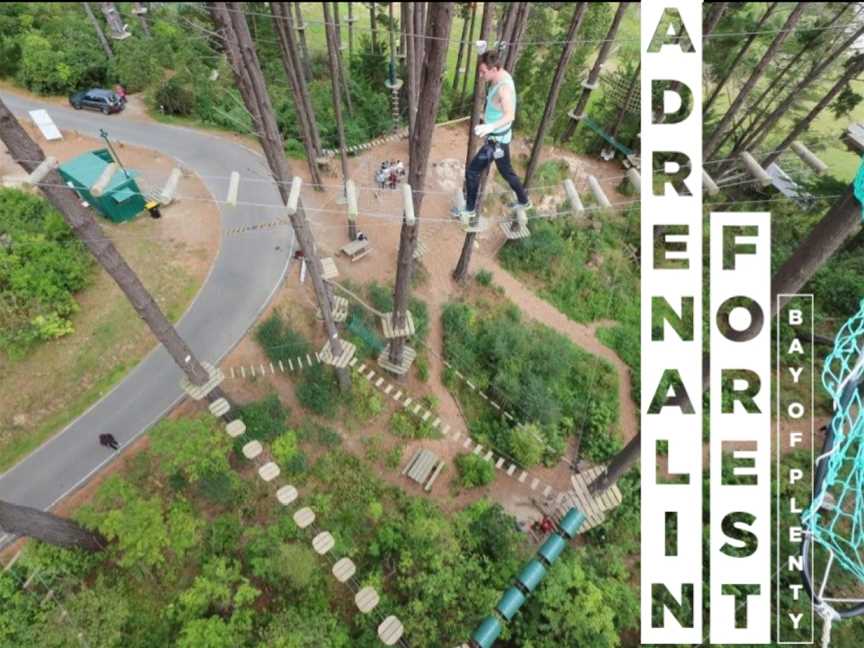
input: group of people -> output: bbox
[375,160,405,190]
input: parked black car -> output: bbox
[69,89,124,114]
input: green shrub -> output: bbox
[384,446,403,470]
[475,269,493,286]
[508,423,545,467]
[196,471,242,506]
[271,430,299,467]
[415,354,429,382]
[299,420,341,447]
[455,454,494,488]
[155,78,195,116]
[255,311,312,365]
[296,364,339,417]
[348,377,383,421]
[285,452,309,477]
[389,410,438,439]
[237,394,290,444]
[109,40,161,92]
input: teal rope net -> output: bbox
[803,298,864,581]
[853,157,864,220]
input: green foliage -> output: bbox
[155,77,195,116]
[509,423,546,467]
[0,189,93,357]
[384,445,403,470]
[347,375,383,421]
[475,269,493,286]
[108,39,161,92]
[455,453,494,488]
[255,310,312,365]
[271,429,298,467]
[298,419,341,447]
[236,393,290,444]
[295,364,339,417]
[389,410,439,439]
[149,416,231,484]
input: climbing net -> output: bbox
[802,298,864,645]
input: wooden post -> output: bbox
[323,3,351,191]
[389,3,453,368]
[209,1,351,391]
[293,2,313,81]
[523,3,589,189]
[402,2,416,138]
[453,2,493,283]
[559,3,630,143]
[703,3,806,161]
[83,2,113,60]
[100,2,127,38]
[0,500,107,552]
[347,2,354,59]
[272,2,323,185]
[702,2,728,36]
[452,3,470,93]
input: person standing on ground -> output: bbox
[98,433,119,450]
[457,49,532,222]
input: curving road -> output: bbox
[0,93,293,547]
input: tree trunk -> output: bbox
[83,3,113,60]
[403,3,417,139]
[412,2,425,119]
[389,3,453,366]
[453,2,493,283]
[501,2,531,74]
[590,185,862,494]
[271,2,323,186]
[703,3,806,161]
[703,3,778,115]
[560,3,630,143]
[293,2,313,81]
[332,3,354,117]
[523,3,588,189]
[452,5,470,96]
[100,2,126,38]
[370,1,378,53]
[347,2,354,59]
[209,2,350,392]
[458,2,477,112]
[323,3,351,190]
[702,2,728,37]
[0,500,106,552]
[133,2,150,37]
[731,21,864,161]
[760,57,864,169]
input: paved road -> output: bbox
[0,94,293,547]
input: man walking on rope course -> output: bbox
[457,49,531,222]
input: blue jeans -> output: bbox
[465,140,529,211]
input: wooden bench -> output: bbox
[340,238,372,261]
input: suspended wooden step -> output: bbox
[378,616,405,646]
[155,168,181,206]
[316,295,350,322]
[355,586,381,613]
[294,507,316,529]
[312,531,335,555]
[791,141,828,175]
[587,175,611,209]
[413,237,429,260]
[377,342,417,375]
[318,339,357,368]
[90,162,118,197]
[208,398,230,417]
[739,152,773,187]
[242,440,263,460]
[276,484,299,506]
[385,78,404,91]
[500,206,530,239]
[258,462,280,482]
[180,362,224,400]
[461,214,489,233]
[702,170,720,196]
[226,419,246,438]
[380,311,415,339]
[320,257,339,281]
[332,557,356,583]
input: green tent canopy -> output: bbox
[58,149,146,223]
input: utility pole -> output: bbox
[323,2,352,207]
[452,4,470,96]
[208,2,352,392]
[452,2,493,282]
[387,3,453,372]
[83,2,113,60]
[293,2,313,81]
[402,2,416,139]
[332,2,354,117]
[523,3,588,189]
[272,2,324,179]
[458,2,478,112]
[560,3,630,143]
